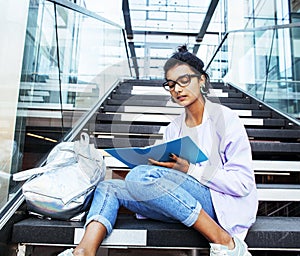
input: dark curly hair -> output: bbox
[163,45,210,94]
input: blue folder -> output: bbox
[104,136,208,169]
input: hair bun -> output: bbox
[177,45,188,53]
[165,44,205,75]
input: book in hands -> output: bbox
[104,136,208,169]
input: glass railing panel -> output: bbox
[207,24,300,122]
[13,0,59,190]
[0,0,130,211]
[136,57,167,79]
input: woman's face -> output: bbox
[165,64,205,107]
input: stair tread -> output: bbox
[12,216,300,248]
[95,137,299,152]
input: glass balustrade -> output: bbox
[206,23,300,123]
[0,0,131,215]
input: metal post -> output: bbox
[190,249,209,256]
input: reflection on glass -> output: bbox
[1,0,130,209]
[208,24,300,121]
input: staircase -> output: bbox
[11,79,300,256]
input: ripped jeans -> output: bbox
[85,165,217,235]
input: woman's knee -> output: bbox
[125,165,160,199]
[126,165,147,190]
[126,164,170,182]
[125,165,149,182]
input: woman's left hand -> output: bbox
[148,153,190,173]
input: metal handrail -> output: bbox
[48,0,123,28]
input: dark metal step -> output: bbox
[95,137,300,155]
[111,94,170,101]
[122,80,234,90]
[250,141,300,153]
[110,93,251,104]
[102,105,273,118]
[96,113,172,124]
[122,79,164,87]
[95,137,158,148]
[105,99,267,110]
[247,128,300,140]
[115,87,241,96]
[96,113,287,128]
[12,215,300,249]
[95,124,299,141]
[95,123,163,135]
[119,81,239,93]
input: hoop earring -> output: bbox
[200,84,209,95]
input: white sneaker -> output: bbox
[210,236,251,256]
[58,248,74,256]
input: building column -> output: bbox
[0,0,29,207]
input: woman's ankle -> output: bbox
[226,237,235,250]
[215,233,235,250]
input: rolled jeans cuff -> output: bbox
[182,201,202,227]
[84,214,113,236]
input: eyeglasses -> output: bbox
[162,74,201,91]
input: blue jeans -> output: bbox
[86,165,217,235]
